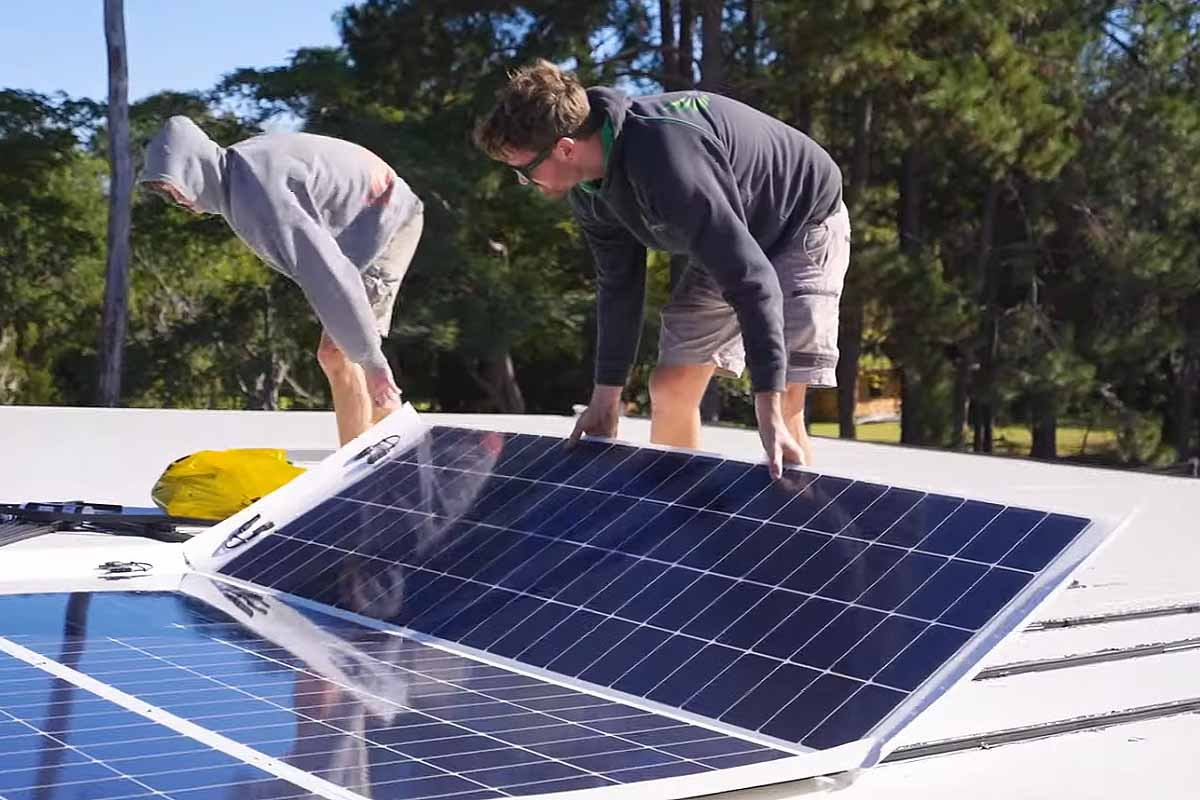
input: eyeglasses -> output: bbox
[512,142,557,186]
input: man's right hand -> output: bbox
[365,363,403,410]
[755,390,805,479]
[568,384,624,446]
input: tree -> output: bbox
[3,0,1197,472]
[118,92,317,411]
[0,91,105,405]
[759,0,1107,448]
[1054,0,1200,464]
[699,0,725,91]
[98,0,132,406]
[217,1,614,413]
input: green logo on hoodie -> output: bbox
[665,93,711,113]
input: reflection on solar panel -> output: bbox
[0,407,1114,799]
[203,411,1109,769]
[0,588,784,800]
[0,652,322,800]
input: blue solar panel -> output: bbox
[215,424,1098,755]
[0,589,787,800]
[0,653,318,800]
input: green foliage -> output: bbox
[2,0,1198,470]
[0,91,106,404]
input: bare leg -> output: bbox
[649,363,717,449]
[782,382,814,466]
[371,404,395,425]
[317,332,374,446]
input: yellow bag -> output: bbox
[151,449,305,521]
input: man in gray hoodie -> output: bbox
[139,116,424,445]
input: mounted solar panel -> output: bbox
[168,405,1116,792]
[2,583,792,800]
[0,405,1118,800]
[0,652,330,800]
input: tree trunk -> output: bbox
[744,0,757,75]
[837,95,873,439]
[951,354,970,449]
[848,97,873,208]
[261,286,279,411]
[480,352,526,414]
[98,0,131,407]
[836,302,862,438]
[792,98,813,135]
[0,328,22,402]
[898,145,921,445]
[972,321,997,454]
[678,0,696,88]
[1030,390,1058,459]
[898,147,922,258]
[899,368,918,444]
[659,0,679,90]
[1171,324,1200,460]
[699,0,724,91]
[972,182,1002,453]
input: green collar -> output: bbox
[577,117,614,195]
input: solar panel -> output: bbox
[0,584,792,800]
[0,596,334,800]
[0,407,1114,798]
[0,655,324,800]
[193,408,1111,779]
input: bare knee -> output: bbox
[649,367,682,411]
[649,364,709,412]
[784,384,808,420]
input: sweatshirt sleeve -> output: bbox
[287,211,389,370]
[570,193,648,387]
[632,125,786,392]
[248,184,389,371]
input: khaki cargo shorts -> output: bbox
[361,204,424,336]
[659,202,851,388]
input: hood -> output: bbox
[138,116,228,215]
[584,86,630,139]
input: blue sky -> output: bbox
[0,1,347,102]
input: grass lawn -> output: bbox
[808,421,1119,458]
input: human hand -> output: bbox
[365,364,402,410]
[755,391,805,479]
[567,384,624,446]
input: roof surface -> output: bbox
[2,405,1197,798]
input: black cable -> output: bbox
[96,560,154,578]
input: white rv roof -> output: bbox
[2,405,1197,798]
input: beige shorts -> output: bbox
[362,206,424,336]
[658,202,851,387]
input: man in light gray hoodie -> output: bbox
[139,116,424,445]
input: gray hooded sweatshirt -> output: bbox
[139,116,421,371]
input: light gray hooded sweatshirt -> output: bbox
[139,116,421,370]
